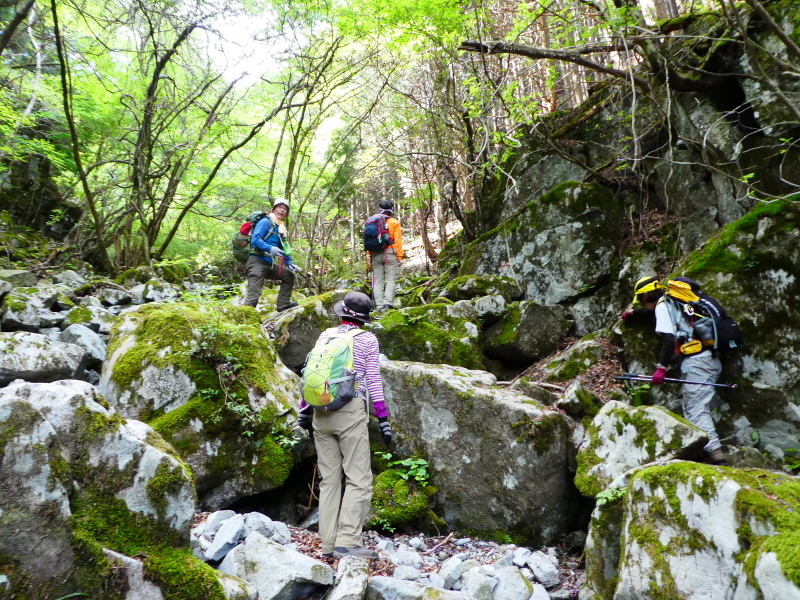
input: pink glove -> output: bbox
[651,366,667,385]
[621,310,634,322]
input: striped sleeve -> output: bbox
[352,330,388,418]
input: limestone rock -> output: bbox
[0,380,196,597]
[52,269,88,289]
[367,575,471,600]
[575,400,708,497]
[525,551,560,588]
[439,275,523,303]
[0,331,86,385]
[381,360,578,545]
[328,556,370,600]
[62,304,117,334]
[219,532,333,600]
[459,183,622,308]
[491,567,532,600]
[0,268,37,287]
[370,303,483,370]
[583,462,800,600]
[59,323,107,367]
[483,301,572,366]
[100,302,300,509]
[542,336,604,382]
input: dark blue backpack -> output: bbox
[363,214,392,252]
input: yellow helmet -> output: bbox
[633,276,660,302]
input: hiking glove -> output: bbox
[651,365,667,385]
[287,263,301,273]
[298,407,313,433]
[378,417,393,447]
[621,310,634,322]
[268,246,286,258]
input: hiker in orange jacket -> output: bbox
[368,200,403,310]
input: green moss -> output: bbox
[252,435,293,488]
[67,306,93,324]
[144,546,225,600]
[511,412,568,454]
[369,469,437,531]
[115,265,158,285]
[147,461,189,519]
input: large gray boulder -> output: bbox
[0,380,197,598]
[575,400,708,497]
[459,182,622,307]
[99,302,301,510]
[218,532,333,600]
[0,268,37,287]
[327,556,370,600]
[381,360,578,545]
[582,462,800,600]
[483,301,572,366]
[0,331,87,386]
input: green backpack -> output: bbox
[231,211,268,263]
[301,327,365,411]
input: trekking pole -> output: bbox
[615,373,738,389]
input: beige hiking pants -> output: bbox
[371,249,399,307]
[313,399,373,553]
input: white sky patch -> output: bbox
[312,116,346,161]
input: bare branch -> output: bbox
[458,40,651,93]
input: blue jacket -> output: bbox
[250,216,295,268]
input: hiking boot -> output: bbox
[277,302,299,312]
[708,449,729,466]
[383,304,394,310]
[321,553,333,559]
[333,546,379,560]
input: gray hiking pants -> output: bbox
[680,353,723,452]
[244,255,295,309]
[313,399,373,554]
[371,249,399,307]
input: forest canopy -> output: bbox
[0,0,797,285]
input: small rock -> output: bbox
[393,565,421,581]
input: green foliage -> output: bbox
[596,486,627,506]
[376,451,430,484]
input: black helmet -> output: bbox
[378,200,394,212]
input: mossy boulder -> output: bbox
[0,380,227,600]
[0,269,37,287]
[380,359,579,545]
[439,274,523,303]
[583,462,800,600]
[368,302,484,370]
[369,468,440,534]
[542,335,605,382]
[575,400,708,498]
[269,290,348,371]
[483,301,573,367]
[98,302,301,509]
[459,182,622,310]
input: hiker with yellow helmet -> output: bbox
[630,276,727,466]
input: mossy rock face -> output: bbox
[380,359,578,546]
[583,462,800,600]
[98,302,300,509]
[0,380,217,600]
[458,182,622,310]
[116,265,158,286]
[439,275,524,303]
[368,302,484,370]
[620,201,800,451]
[575,400,707,498]
[270,290,348,371]
[483,301,573,367]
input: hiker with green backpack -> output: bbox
[242,198,300,311]
[297,292,393,560]
[630,276,742,466]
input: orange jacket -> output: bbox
[386,217,403,259]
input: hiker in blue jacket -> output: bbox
[244,198,300,311]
